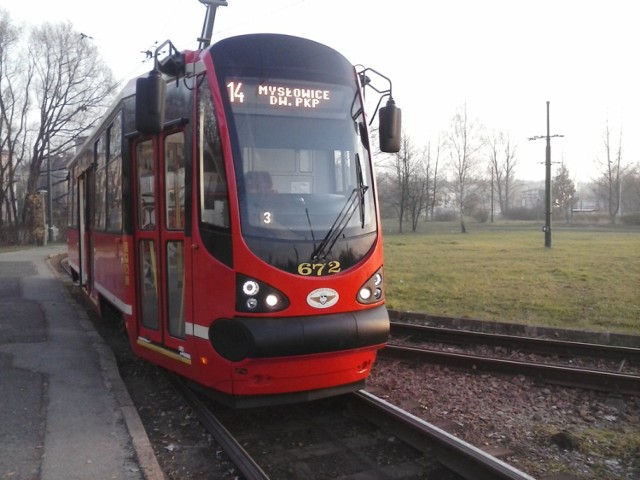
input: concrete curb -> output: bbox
[46,254,166,480]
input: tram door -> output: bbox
[77,169,93,287]
[133,131,191,351]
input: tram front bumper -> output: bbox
[209,305,389,362]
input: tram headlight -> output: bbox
[359,287,372,301]
[242,280,260,296]
[236,274,289,313]
[357,267,385,304]
[265,294,279,308]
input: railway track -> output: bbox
[390,322,640,362]
[168,374,534,480]
[56,255,637,478]
[385,322,640,396]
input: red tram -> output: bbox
[67,14,401,407]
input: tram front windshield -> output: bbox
[225,77,377,273]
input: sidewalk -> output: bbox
[0,245,163,480]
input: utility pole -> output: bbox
[47,138,54,243]
[528,101,563,248]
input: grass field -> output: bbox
[382,222,640,335]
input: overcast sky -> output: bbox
[4,0,639,183]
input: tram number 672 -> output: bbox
[297,261,341,276]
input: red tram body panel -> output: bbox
[67,32,400,407]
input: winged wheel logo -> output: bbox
[306,288,339,309]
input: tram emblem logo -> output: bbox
[307,288,339,309]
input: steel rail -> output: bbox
[380,344,640,396]
[166,374,270,480]
[390,321,640,362]
[353,391,535,480]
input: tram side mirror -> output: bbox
[135,70,166,135]
[378,98,402,153]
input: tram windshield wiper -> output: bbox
[301,196,317,248]
[310,189,359,261]
[311,157,368,262]
[355,153,366,228]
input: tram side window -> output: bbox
[137,141,155,230]
[198,78,229,229]
[68,173,76,228]
[166,241,186,338]
[165,132,185,230]
[94,137,107,230]
[106,117,123,232]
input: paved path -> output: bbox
[0,245,162,480]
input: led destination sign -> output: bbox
[226,78,349,117]
[258,85,330,108]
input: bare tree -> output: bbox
[387,134,419,233]
[486,130,518,215]
[0,9,31,231]
[407,145,431,232]
[377,133,443,232]
[22,21,116,229]
[445,104,484,233]
[593,121,627,223]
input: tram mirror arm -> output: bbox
[155,40,186,78]
[357,67,402,153]
[135,39,187,135]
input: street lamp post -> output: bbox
[528,101,563,248]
